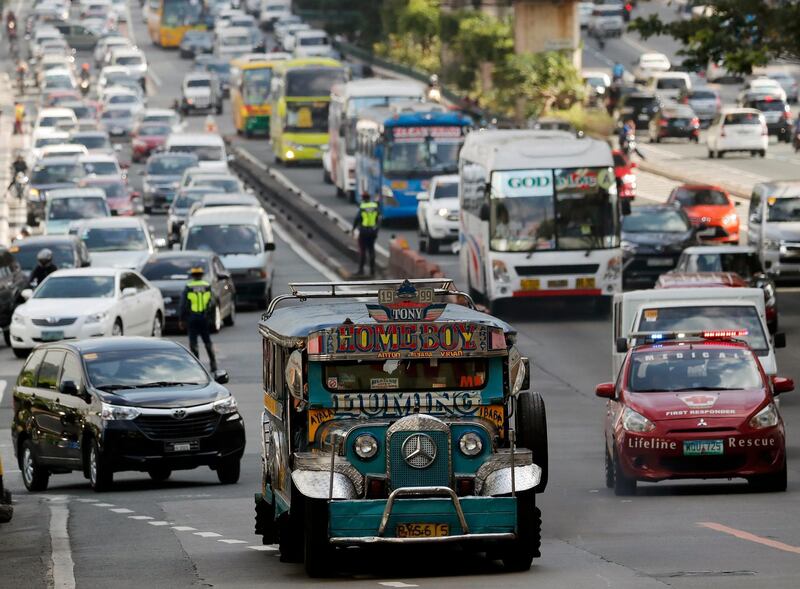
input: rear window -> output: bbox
[656,78,688,90]
[752,100,786,112]
[626,96,658,109]
[141,258,210,281]
[724,112,761,125]
[186,78,211,88]
[690,90,717,100]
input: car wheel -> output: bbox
[13,347,31,359]
[760,150,766,158]
[151,313,163,337]
[427,236,439,255]
[211,306,221,334]
[304,498,333,578]
[112,319,123,336]
[750,461,787,492]
[148,468,171,482]
[88,438,113,492]
[502,490,541,571]
[613,450,636,496]
[223,301,235,326]
[20,439,50,492]
[516,391,548,493]
[3,329,10,347]
[718,150,725,158]
[216,456,240,484]
[605,447,614,489]
[708,150,715,159]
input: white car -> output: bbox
[587,3,625,38]
[42,68,77,92]
[416,174,460,254]
[109,47,147,83]
[138,108,183,132]
[97,66,143,100]
[738,77,787,105]
[34,108,79,134]
[30,130,72,163]
[9,268,165,356]
[291,29,333,57]
[707,108,767,159]
[102,87,146,116]
[633,52,671,83]
[94,36,132,66]
[645,71,692,101]
[260,1,291,29]
[76,217,159,269]
[579,2,595,28]
[41,144,90,160]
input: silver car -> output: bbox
[768,72,799,104]
[678,87,720,127]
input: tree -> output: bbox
[631,0,800,74]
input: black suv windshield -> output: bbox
[85,349,208,390]
[629,348,762,392]
[142,258,210,281]
[622,209,690,233]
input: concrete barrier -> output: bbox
[388,237,445,279]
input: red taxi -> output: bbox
[131,122,171,163]
[667,184,739,243]
[597,331,792,495]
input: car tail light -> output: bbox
[659,119,668,127]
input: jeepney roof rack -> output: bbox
[265,278,476,318]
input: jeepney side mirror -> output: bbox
[774,332,786,349]
[479,202,490,222]
[521,357,530,391]
[508,348,527,396]
[616,337,628,353]
[285,349,305,402]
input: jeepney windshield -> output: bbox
[323,358,488,392]
[489,167,619,252]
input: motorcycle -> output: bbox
[621,132,637,157]
[13,172,28,200]
[79,77,90,96]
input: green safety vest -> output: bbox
[186,280,212,314]
[360,201,379,228]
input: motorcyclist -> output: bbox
[612,62,624,82]
[80,63,91,81]
[7,154,27,193]
[29,249,58,288]
[427,74,442,103]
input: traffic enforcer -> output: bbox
[254,279,548,576]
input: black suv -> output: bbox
[12,337,245,492]
[0,247,31,346]
[616,91,662,130]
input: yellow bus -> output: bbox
[270,57,348,164]
[147,0,206,48]
[230,57,282,137]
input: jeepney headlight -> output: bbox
[749,402,779,430]
[621,406,655,433]
[353,434,378,459]
[458,432,483,457]
[492,259,510,283]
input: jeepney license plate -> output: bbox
[396,523,450,538]
[520,279,540,291]
[40,330,63,341]
[683,440,724,456]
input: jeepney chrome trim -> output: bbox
[482,464,541,497]
[386,414,449,436]
[257,324,306,348]
[330,532,516,546]
[294,452,365,496]
[474,449,533,495]
[376,486,470,537]
[292,470,358,500]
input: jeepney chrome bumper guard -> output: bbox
[294,452,365,497]
[329,486,516,546]
[474,448,539,495]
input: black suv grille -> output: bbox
[134,411,220,441]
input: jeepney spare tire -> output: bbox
[516,391,548,493]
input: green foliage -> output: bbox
[374,34,442,75]
[631,0,800,74]
[549,105,615,138]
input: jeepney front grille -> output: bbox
[388,430,450,490]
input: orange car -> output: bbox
[667,184,739,243]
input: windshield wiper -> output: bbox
[130,381,202,388]
[95,384,134,392]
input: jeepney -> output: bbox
[254,279,548,576]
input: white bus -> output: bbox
[326,78,426,200]
[458,129,622,310]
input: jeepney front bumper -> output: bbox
[329,487,518,546]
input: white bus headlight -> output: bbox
[458,432,483,456]
[353,434,378,459]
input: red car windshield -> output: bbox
[628,348,762,392]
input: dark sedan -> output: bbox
[179,30,214,59]
[0,247,30,346]
[744,97,793,143]
[648,105,700,143]
[621,205,699,288]
[26,157,85,225]
[11,337,244,492]
[141,153,199,214]
[616,91,662,130]
[140,251,236,331]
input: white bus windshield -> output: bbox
[489,168,619,252]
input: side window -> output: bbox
[214,258,227,276]
[18,349,47,387]
[120,273,136,292]
[60,353,84,390]
[750,190,761,221]
[263,339,274,397]
[38,350,66,391]
[274,345,286,399]
[128,273,148,292]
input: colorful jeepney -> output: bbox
[254,279,548,576]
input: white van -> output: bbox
[748,180,800,276]
[259,0,291,29]
[612,287,783,378]
[291,29,333,57]
[646,72,692,101]
[165,133,229,172]
[215,26,253,60]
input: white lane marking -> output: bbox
[272,221,340,281]
[247,545,279,551]
[378,583,419,588]
[49,503,76,589]
[218,539,248,544]
[194,531,222,538]
[92,503,115,507]
[128,515,154,520]
[75,498,98,503]
[0,379,6,405]
[171,526,197,532]
[109,508,134,514]
[148,69,162,88]
[147,521,171,526]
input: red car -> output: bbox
[597,333,792,495]
[613,149,637,200]
[82,178,142,216]
[131,122,171,163]
[667,184,739,243]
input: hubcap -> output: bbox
[23,448,33,484]
[90,447,97,484]
[112,322,122,336]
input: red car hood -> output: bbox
[136,135,167,147]
[626,389,766,421]
[683,204,732,223]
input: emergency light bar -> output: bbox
[617,330,749,353]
